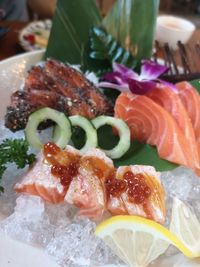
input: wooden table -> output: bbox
[0,20,200,62]
[0,21,28,61]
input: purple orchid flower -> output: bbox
[98,60,176,95]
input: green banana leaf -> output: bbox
[46,0,159,70]
[45,0,101,70]
[103,0,160,64]
[72,126,177,172]
[89,26,137,72]
[190,79,200,93]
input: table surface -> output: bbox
[0,20,200,61]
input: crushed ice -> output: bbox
[1,119,200,266]
[161,166,200,226]
[0,195,123,267]
[0,195,54,246]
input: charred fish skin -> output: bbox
[5,59,113,132]
[5,91,35,132]
[45,59,113,116]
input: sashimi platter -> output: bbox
[1,1,200,267]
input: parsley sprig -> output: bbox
[0,139,36,192]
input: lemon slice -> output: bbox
[95,215,196,267]
[170,197,200,257]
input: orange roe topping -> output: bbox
[123,172,151,204]
[105,176,127,198]
[51,163,79,187]
[105,171,151,204]
[43,142,80,188]
[43,142,61,165]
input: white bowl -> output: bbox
[155,15,196,50]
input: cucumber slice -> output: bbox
[69,115,98,154]
[92,116,130,159]
[25,107,71,150]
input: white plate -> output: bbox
[0,51,199,267]
[19,20,52,52]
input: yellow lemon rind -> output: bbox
[95,215,199,258]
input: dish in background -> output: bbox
[155,15,195,50]
[19,20,52,52]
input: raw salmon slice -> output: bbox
[65,148,115,219]
[107,165,166,224]
[146,85,200,171]
[115,92,196,169]
[176,81,200,143]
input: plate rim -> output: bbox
[0,49,45,66]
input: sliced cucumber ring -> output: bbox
[69,115,98,154]
[25,107,71,150]
[92,116,130,159]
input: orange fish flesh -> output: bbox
[146,84,200,173]
[115,92,197,170]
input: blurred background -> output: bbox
[0,0,200,60]
[0,0,199,22]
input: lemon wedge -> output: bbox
[170,197,200,257]
[95,215,197,267]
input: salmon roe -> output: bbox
[43,142,79,188]
[105,171,151,204]
[105,174,127,198]
[51,163,79,187]
[43,142,61,165]
[123,171,151,204]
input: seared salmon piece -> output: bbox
[65,148,115,219]
[14,146,81,204]
[107,165,166,224]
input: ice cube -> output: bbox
[46,218,97,266]
[46,216,124,267]
[161,166,200,223]
[90,239,125,267]
[45,202,75,226]
[14,195,45,219]
[0,195,54,246]
[0,165,28,217]
[161,166,197,200]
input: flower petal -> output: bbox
[103,72,125,85]
[113,62,139,79]
[157,79,178,91]
[140,60,169,80]
[128,78,156,95]
[98,81,130,93]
